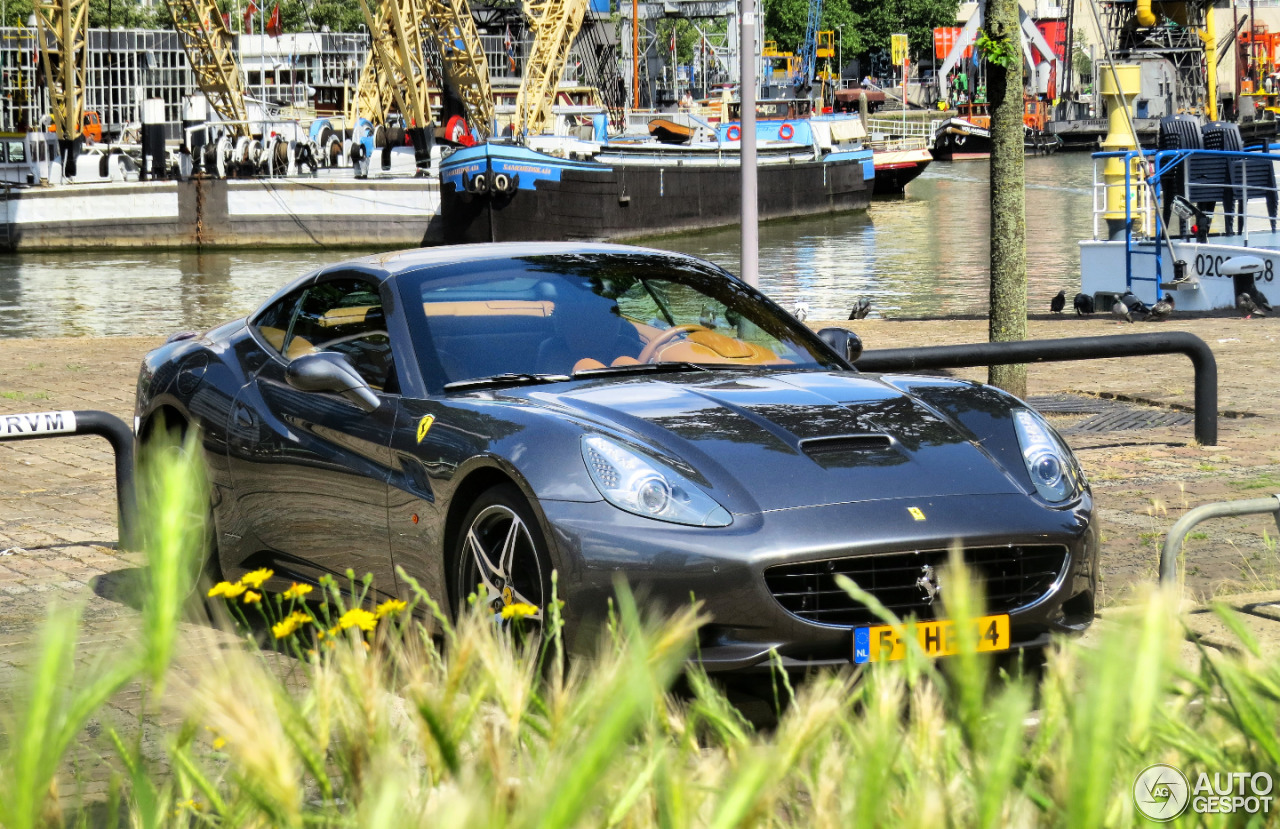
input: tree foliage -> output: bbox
[87,0,167,29]
[765,0,960,66]
[2,0,34,28]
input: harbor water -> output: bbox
[0,153,1094,338]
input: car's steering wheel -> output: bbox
[638,324,710,363]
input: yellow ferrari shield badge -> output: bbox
[416,415,435,444]
[908,507,926,521]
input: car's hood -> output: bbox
[517,371,1025,512]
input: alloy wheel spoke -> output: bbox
[498,516,525,580]
[465,527,503,595]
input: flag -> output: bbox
[243,1,257,33]
[504,25,516,73]
[670,30,677,55]
[222,12,231,29]
[267,3,283,37]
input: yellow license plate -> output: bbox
[853,614,1010,663]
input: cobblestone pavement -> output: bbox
[4,319,1280,801]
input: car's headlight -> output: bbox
[1012,408,1084,503]
[581,435,733,527]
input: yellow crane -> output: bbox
[513,0,588,136]
[349,0,493,141]
[356,0,435,142]
[422,0,494,139]
[163,0,251,138]
[346,51,397,129]
[33,0,88,148]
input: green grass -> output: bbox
[0,390,50,402]
[1229,472,1280,491]
[3,444,1280,827]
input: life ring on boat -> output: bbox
[727,125,742,141]
[779,122,795,140]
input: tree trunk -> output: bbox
[985,0,1027,398]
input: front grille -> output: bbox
[764,545,1069,627]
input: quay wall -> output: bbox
[1,178,443,251]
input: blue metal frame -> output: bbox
[1093,146,1280,300]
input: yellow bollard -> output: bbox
[1099,64,1143,239]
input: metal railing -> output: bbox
[0,410,137,549]
[1091,147,1280,246]
[865,117,937,140]
[854,331,1219,445]
[1160,495,1280,584]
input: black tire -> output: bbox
[452,484,552,625]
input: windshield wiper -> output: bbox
[444,372,571,391]
[573,361,755,379]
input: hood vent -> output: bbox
[801,434,901,468]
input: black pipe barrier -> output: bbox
[854,332,1219,445]
[0,410,137,549]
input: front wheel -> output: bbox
[452,485,552,624]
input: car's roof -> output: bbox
[335,242,707,278]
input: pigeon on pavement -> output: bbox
[1146,294,1175,321]
[1237,293,1265,318]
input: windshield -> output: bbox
[396,252,840,389]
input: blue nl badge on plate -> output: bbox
[853,626,870,664]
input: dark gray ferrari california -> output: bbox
[134,243,1097,670]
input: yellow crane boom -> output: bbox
[347,51,397,127]
[421,0,494,139]
[33,0,87,143]
[514,0,588,136]
[164,0,251,137]
[356,0,434,136]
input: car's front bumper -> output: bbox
[541,491,1097,671]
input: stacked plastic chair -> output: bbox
[1157,114,1206,237]
[1202,121,1277,234]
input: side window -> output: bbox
[288,277,395,391]
[251,287,307,355]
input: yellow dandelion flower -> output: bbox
[282,582,313,600]
[212,737,226,750]
[272,611,312,639]
[243,590,262,604]
[375,598,407,619]
[217,582,246,599]
[338,608,377,632]
[500,602,539,620]
[206,581,236,598]
[239,567,274,589]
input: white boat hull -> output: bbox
[1080,238,1280,311]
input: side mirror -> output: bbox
[816,327,864,365]
[285,351,380,412]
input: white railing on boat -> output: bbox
[865,118,937,140]
[1091,146,1280,248]
[1089,145,1280,296]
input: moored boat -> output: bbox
[864,118,934,194]
[438,117,874,244]
[1079,136,1280,312]
[931,100,1061,160]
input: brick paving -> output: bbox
[4,319,1280,801]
